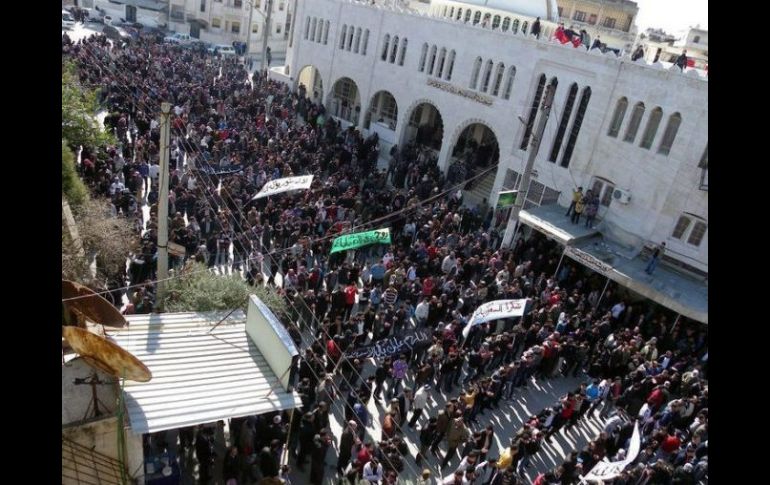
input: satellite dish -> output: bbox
[62,326,152,382]
[62,280,128,328]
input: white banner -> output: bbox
[582,421,640,482]
[462,299,530,338]
[252,175,314,199]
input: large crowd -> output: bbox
[62,30,708,485]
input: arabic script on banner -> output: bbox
[345,329,432,361]
[253,175,314,199]
[329,228,392,254]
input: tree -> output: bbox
[61,140,88,208]
[159,262,288,316]
[62,61,115,151]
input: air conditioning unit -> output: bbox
[613,188,631,204]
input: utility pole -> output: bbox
[157,102,171,298]
[261,0,273,74]
[501,84,555,247]
[245,0,255,60]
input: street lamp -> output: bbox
[245,0,273,74]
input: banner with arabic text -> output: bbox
[329,228,391,254]
[462,299,531,338]
[253,175,314,199]
[581,421,640,482]
[345,329,432,361]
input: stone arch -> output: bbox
[447,118,501,165]
[328,76,362,125]
[399,98,445,154]
[364,90,399,130]
[296,64,325,104]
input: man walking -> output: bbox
[645,242,666,275]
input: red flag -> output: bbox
[686,58,695,67]
[554,27,570,44]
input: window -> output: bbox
[607,97,628,138]
[473,11,482,25]
[304,17,310,40]
[522,21,528,34]
[623,102,645,143]
[456,8,463,20]
[231,21,240,34]
[316,20,323,43]
[639,107,662,149]
[449,7,454,18]
[254,0,260,6]
[492,15,501,29]
[234,0,242,7]
[658,113,682,155]
[354,28,361,53]
[200,0,206,13]
[502,17,510,31]
[698,144,708,169]
[492,63,505,96]
[480,60,494,92]
[464,10,472,23]
[470,57,482,89]
[671,214,707,247]
[549,83,578,162]
[435,48,446,77]
[381,34,390,60]
[340,25,348,49]
[588,14,597,25]
[252,23,258,34]
[311,18,317,42]
[558,7,563,17]
[693,35,700,43]
[212,18,221,29]
[512,19,519,34]
[445,50,455,80]
[279,1,285,11]
[561,87,591,167]
[502,66,515,99]
[418,43,428,72]
[389,36,399,63]
[591,178,615,207]
[603,17,616,29]
[276,24,281,35]
[574,11,586,22]
[361,29,368,54]
[398,39,407,65]
[325,23,332,46]
[346,26,354,51]
[521,74,546,150]
[427,45,437,74]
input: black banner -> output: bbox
[345,329,432,361]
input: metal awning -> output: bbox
[519,204,598,245]
[565,236,708,324]
[110,311,302,435]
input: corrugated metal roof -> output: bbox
[110,311,302,435]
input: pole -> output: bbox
[245,0,255,59]
[502,83,556,247]
[157,102,171,299]
[553,246,566,278]
[261,0,273,74]
[596,277,610,310]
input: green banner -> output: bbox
[497,190,518,209]
[330,228,391,254]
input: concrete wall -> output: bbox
[282,0,708,272]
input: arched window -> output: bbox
[456,8,463,20]
[445,50,456,80]
[492,15,501,29]
[549,83,578,162]
[491,62,505,96]
[436,48,447,77]
[639,107,663,149]
[511,19,520,34]
[340,25,348,50]
[470,56,483,89]
[390,36,399,62]
[346,26,354,50]
[464,10,472,23]
[502,66,516,99]
[623,102,645,143]
[316,21,324,43]
[398,38,408,65]
[354,27,361,53]
[323,21,330,45]
[450,7,454,18]
[561,87,591,167]
[427,44,438,74]
[502,17,510,31]
[473,11,482,25]
[522,21,528,35]
[381,34,390,60]
[418,43,428,72]
[304,17,310,40]
[361,29,369,54]
[479,59,494,93]
[607,97,628,138]
[442,6,447,17]
[310,18,317,42]
[658,113,682,155]
[521,74,546,150]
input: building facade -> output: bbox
[555,0,639,51]
[168,0,294,54]
[272,0,708,280]
[639,26,708,70]
[90,0,169,28]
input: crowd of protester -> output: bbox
[62,31,707,485]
